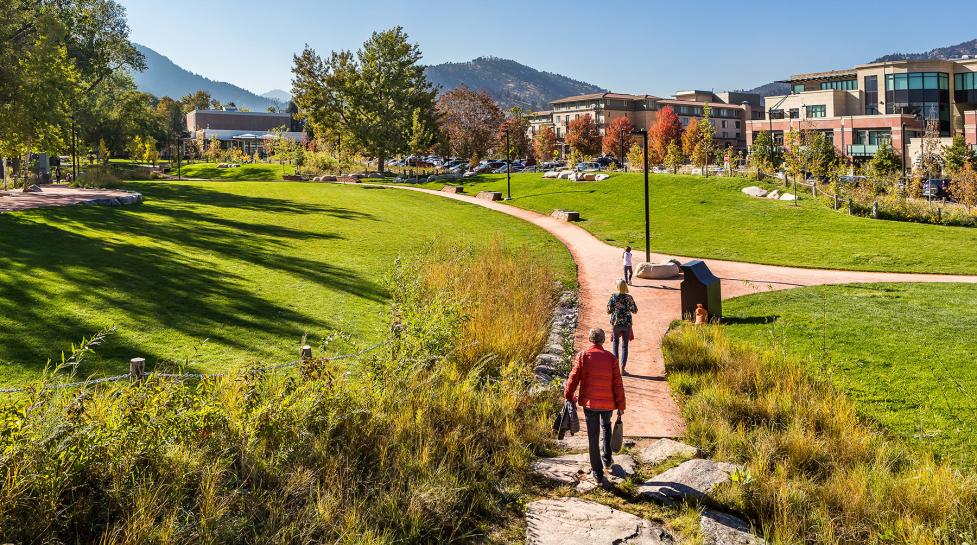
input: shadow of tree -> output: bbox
[0,183,387,382]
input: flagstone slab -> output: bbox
[638,458,741,504]
[638,438,699,465]
[701,510,767,545]
[526,497,676,545]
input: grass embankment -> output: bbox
[723,283,977,468]
[413,173,977,274]
[0,181,574,384]
[0,242,562,543]
[663,325,977,545]
[177,162,295,180]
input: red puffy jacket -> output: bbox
[564,344,626,411]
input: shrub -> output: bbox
[663,324,977,544]
[0,241,560,543]
[71,167,124,188]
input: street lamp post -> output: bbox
[505,127,511,200]
[630,128,651,263]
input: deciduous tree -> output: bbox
[691,106,715,169]
[943,135,977,174]
[626,143,644,173]
[950,163,977,211]
[602,116,634,158]
[565,114,601,159]
[748,130,779,173]
[435,85,504,163]
[497,110,531,161]
[664,142,683,174]
[867,142,901,177]
[650,106,682,165]
[291,26,436,172]
[532,126,558,164]
[180,90,212,112]
[681,117,701,160]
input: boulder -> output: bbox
[635,261,681,280]
[741,186,768,198]
[576,173,597,181]
[638,458,742,504]
[558,170,575,180]
[543,170,560,179]
[700,510,767,545]
[26,184,43,192]
[475,191,503,201]
[765,190,780,200]
[526,498,676,545]
[531,453,636,488]
[441,185,464,194]
[779,193,797,201]
[594,173,611,181]
[551,210,580,222]
[638,438,698,465]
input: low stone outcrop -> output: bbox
[531,453,636,488]
[741,186,768,198]
[476,191,502,201]
[635,261,681,280]
[543,170,560,179]
[700,510,767,545]
[558,170,575,180]
[638,438,698,465]
[441,185,464,194]
[638,458,742,504]
[779,193,797,201]
[526,498,676,545]
[551,209,580,222]
[765,190,780,199]
[79,193,143,207]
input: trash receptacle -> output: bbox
[680,260,721,321]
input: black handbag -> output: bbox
[610,414,624,452]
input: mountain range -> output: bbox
[131,38,977,111]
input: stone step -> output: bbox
[638,458,742,504]
[701,510,767,545]
[526,497,676,544]
[637,438,699,466]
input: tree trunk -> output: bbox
[2,157,7,191]
[21,140,31,192]
[377,152,385,174]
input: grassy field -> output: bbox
[0,180,574,385]
[412,172,977,274]
[722,283,977,467]
[177,162,295,180]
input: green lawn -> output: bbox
[177,162,295,180]
[413,173,977,274]
[723,283,977,467]
[0,181,574,385]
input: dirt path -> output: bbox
[375,184,977,438]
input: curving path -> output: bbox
[373,183,977,438]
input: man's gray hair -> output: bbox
[588,328,606,345]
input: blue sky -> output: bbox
[119,0,977,97]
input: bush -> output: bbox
[0,241,560,543]
[70,167,124,188]
[663,324,977,545]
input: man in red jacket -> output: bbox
[564,328,626,484]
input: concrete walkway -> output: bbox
[378,184,977,438]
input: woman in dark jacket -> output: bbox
[607,279,638,374]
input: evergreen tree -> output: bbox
[943,135,977,174]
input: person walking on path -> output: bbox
[564,328,626,485]
[607,279,638,374]
[622,246,633,285]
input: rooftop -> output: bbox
[789,69,857,82]
[550,92,659,104]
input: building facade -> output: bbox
[745,57,977,163]
[186,106,305,156]
[528,90,759,157]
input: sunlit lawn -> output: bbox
[413,172,977,274]
[0,180,573,384]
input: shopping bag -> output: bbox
[610,414,624,452]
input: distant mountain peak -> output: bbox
[130,43,277,111]
[424,57,604,110]
[261,89,291,103]
[873,38,977,62]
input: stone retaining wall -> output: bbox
[534,290,578,384]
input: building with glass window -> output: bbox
[528,90,759,157]
[746,57,977,163]
[185,105,305,156]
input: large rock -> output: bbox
[531,453,636,487]
[741,186,768,198]
[526,498,676,545]
[558,170,575,180]
[700,510,767,545]
[638,458,742,504]
[551,209,580,222]
[543,170,560,179]
[765,190,780,200]
[638,438,698,465]
[779,192,797,201]
[594,173,610,181]
[475,191,503,201]
[635,261,681,280]
[441,185,464,194]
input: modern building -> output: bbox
[745,57,977,164]
[185,104,305,156]
[527,90,759,155]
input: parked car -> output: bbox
[576,161,601,172]
[595,156,615,167]
[838,175,867,186]
[922,179,951,200]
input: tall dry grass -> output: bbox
[0,240,560,544]
[663,324,977,545]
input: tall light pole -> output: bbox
[505,126,512,200]
[631,128,650,262]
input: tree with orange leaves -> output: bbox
[602,116,634,158]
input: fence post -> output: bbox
[872,201,879,219]
[847,198,853,215]
[300,345,313,360]
[937,207,942,223]
[812,183,817,197]
[834,194,839,210]
[129,357,145,382]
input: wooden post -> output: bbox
[300,345,313,360]
[937,207,942,223]
[872,201,879,219]
[129,357,145,381]
[834,194,839,210]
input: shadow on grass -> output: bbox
[722,315,780,325]
[0,182,386,379]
